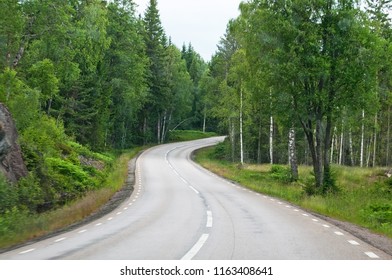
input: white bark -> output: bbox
[269,89,273,164]
[330,126,336,163]
[239,86,244,165]
[373,113,377,167]
[349,128,354,166]
[387,106,391,166]
[360,109,365,167]
[203,106,207,133]
[270,115,274,164]
[339,123,344,165]
[288,126,298,180]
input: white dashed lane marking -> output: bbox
[18,249,35,255]
[348,240,360,246]
[206,211,213,228]
[55,237,66,243]
[181,234,209,260]
[365,252,380,259]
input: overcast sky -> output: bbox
[133,0,242,61]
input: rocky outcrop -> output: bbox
[0,103,28,183]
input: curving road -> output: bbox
[0,136,391,260]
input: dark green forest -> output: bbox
[0,0,211,216]
[1,0,392,242]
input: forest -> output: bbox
[0,0,210,241]
[1,0,392,244]
[207,0,392,193]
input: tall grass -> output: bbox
[0,147,143,250]
[195,146,392,239]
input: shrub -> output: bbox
[0,176,18,214]
[270,165,292,183]
[362,203,392,227]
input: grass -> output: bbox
[168,130,217,142]
[195,146,392,239]
[0,147,144,250]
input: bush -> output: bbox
[0,207,30,238]
[44,157,97,200]
[362,203,392,227]
[16,173,44,212]
[0,176,18,214]
[270,165,292,183]
[214,141,230,160]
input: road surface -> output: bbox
[0,137,390,260]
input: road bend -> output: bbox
[0,136,390,260]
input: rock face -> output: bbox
[0,103,28,183]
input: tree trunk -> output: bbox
[315,117,324,189]
[339,121,344,165]
[289,126,298,181]
[203,105,207,133]
[323,113,333,190]
[239,86,244,165]
[373,113,377,167]
[387,106,391,166]
[349,128,354,166]
[269,115,274,164]
[330,126,336,163]
[360,109,365,167]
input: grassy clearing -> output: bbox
[195,146,392,239]
[168,130,217,142]
[0,147,143,250]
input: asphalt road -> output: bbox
[0,137,391,260]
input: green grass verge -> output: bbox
[168,130,217,142]
[195,146,392,239]
[0,147,144,250]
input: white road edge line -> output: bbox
[181,234,209,260]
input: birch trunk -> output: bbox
[360,109,365,167]
[239,86,244,165]
[373,113,377,167]
[387,106,391,166]
[288,126,298,181]
[339,123,344,165]
[203,105,207,133]
[349,128,354,166]
[330,126,336,163]
[270,115,274,164]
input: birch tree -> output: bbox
[238,0,379,191]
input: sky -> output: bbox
[133,0,242,61]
